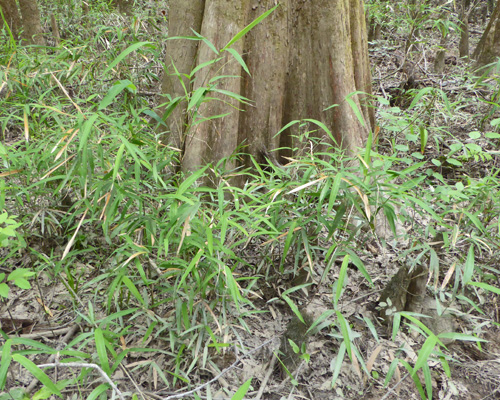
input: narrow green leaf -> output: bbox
[364,131,372,164]
[86,384,109,400]
[78,114,99,152]
[224,264,242,310]
[391,312,401,341]
[281,221,297,271]
[205,226,214,256]
[413,335,438,374]
[335,255,349,307]
[98,80,136,110]
[363,316,379,343]
[384,358,400,387]
[463,245,475,285]
[210,88,250,103]
[222,5,279,51]
[192,30,219,55]
[190,58,220,78]
[303,119,334,144]
[103,42,154,75]
[327,172,343,214]
[231,378,252,400]
[122,276,145,306]
[423,363,432,400]
[178,166,208,195]
[438,332,486,342]
[11,338,55,351]
[225,48,250,75]
[94,328,110,375]
[399,360,426,399]
[192,112,232,125]
[463,210,485,233]
[382,204,397,236]
[468,281,500,295]
[282,294,304,324]
[181,302,190,329]
[336,311,352,362]
[345,250,372,285]
[440,356,451,377]
[420,126,428,153]
[318,177,332,207]
[345,92,366,127]
[179,249,204,287]
[408,87,435,110]
[12,354,62,397]
[274,119,300,138]
[400,312,434,337]
[0,339,12,389]
[331,341,346,387]
[113,143,125,182]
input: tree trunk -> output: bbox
[181,0,248,173]
[159,0,374,173]
[0,0,22,39]
[434,34,447,73]
[473,0,500,68]
[458,7,469,58]
[159,0,205,153]
[50,13,60,45]
[18,0,45,46]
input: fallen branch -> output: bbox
[36,361,125,400]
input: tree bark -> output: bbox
[181,0,249,173]
[159,0,205,152]
[473,0,500,68]
[18,0,45,46]
[458,6,469,58]
[238,0,288,166]
[0,0,22,39]
[159,0,374,173]
[50,13,60,45]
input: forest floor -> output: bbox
[2,5,500,400]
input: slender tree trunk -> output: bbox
[458,6,469,58]
[18,0,45,46]
[0,0,22,39]
[434,35,447,73]
[50,13,60,45]
[473,0,500,67]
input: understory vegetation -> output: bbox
[1,0,500,399]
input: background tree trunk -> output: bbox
[50,13,60,45]
[458,5,469,58]
[0,0,22,39]
[159,0,374,173]
[18,0,45,45]
[473,0,500,68]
